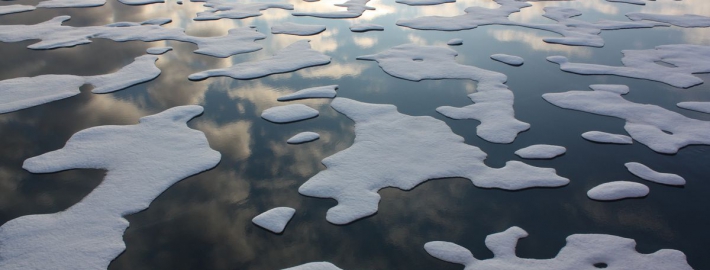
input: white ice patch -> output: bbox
[189,40,330,80]
[447,38,463,46]
[678,102,710,114]
[625,162,685,186]
[396,0,454,6]
[547,44,710,89]
[287,132,320,144]
[278,85,338,101]
[146,46,172,54]
[192,1,293,21]
[37,0,106,8]
[0,4,35,15]
[299,98,568,224]
[587,181,649,201]
[252,207,296,233]
[491,54,523,66]
[261,104,319,123]
[543,85,710,154]
[425,226,692,270]
[293,0,375,19]
[272,22,326,36]
[0,55,160,114]
[283,262,343,270]
[515,144,566,159]
[357,44,529,144]
[0,106,221,270]
[627,13,710,28]
[582,131,633,144]
[119,0,164,5]
[0,16,265,58]
[349,23,384,32]
[607,0,645,5]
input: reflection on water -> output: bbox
[1,0,710,269]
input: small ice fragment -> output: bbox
[607,0,645,5]
[287,132,320,144]
[447,38,463,46]
[349,23,384,32]
[587,181,649,201]
[625,162,685,186]
[292,0,375,19]
[515,144,566,159]
[582,131,633,144]
[146,46,173,55]
[37,0,105,8]
[396,0,454,6]
[283,262,343,270]
[491,54,523,66]
[278,85,337,101]
[119,0,164,5]
[678,102,710,114]
[252,207,296,233]
[0,4,36,16]
[261,104,319,123]
[271,22,326,36]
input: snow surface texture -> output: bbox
[425,226,692,270]
[0,55,159,114]
[396,1,665,47]
[349,23,384,32]
[543,85,710,154]
[0,16,266,58]
[299,98,569,225]
[396,0,454,6]
[293,0,375,19]
[262,104,319,123]
[36,0,163,7]
[515,144,566,159]
[607,0,645,5]
[283,262,343,270]
[0,106,221,270]
[627,13,710,28]
[252,207,296,233]
[189,40,330,80]
[582,131,633,144]
[491,54,523,66]
[547,44,710,89]
[625,162,685,186]
[587,181,649,201]
[272,22,326,36]
[288,132,320,144]
[278,85,338,101]
[192,1,293,21]
[678,102,710,114]
[447,38,463,45]
[146,46,172,54]
[357,44,530,144]
[0,4,35,15]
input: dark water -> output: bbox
[0,0,709,269]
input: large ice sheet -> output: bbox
[587,181,649,201]
[0,106,221,270]
[299,98,568,224]
[357,44,529,143]
[292,0,375,19]
[272,22,326,36]
[625,162,685,186]
[678,102,710,114]
[252,207,296,233]
[193,1,293,21]
[425,226,692,270]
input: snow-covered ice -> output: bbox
[349,23,384,32]
[396,0,454,6]
[0,4,35,15]
[278,85,338,101]
[582,131,633,144]
[293,0,374,19]
[625,162,685,186]
[678,102,710,114]
[491,54,523,66]
[287,132,320,144]
[193,1,293,21]
[261,104,319,123]
[252,207,296,233]
[587,181,649,201]
[607,0,645,5]
[515,144,566,159]
[271,22,326,36]
[36,0,108,8]
[0,106,221,270]
[299,98,568,224]
[283,262,343,270]
[627,13,710,28]
[447,38,463,46]
[146,46,172,54]
[425,226,692,270]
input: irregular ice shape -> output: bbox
[189,40,331,80]
[447,38,463,45]
[491,54,523,66]
[590,84,629,94]
[299,98,568,224]
[283,262,343,270]
[625,162,685,186]
[678,102,710,114]
[396,1,665,47]
[252,207,296,233]
[278,85,338,101]
[587,181,649,201]
[582,131,633,144]
[627,13,710,28]
[515,144,566,159]
[0,16,265,58]
[272,22,326,36]
[193,1,293,21]
[0,55,159,114]
[547,44,710,89]
[0,106,221,270]
[146,46,172,54]
[425,226,692,270]
[0,4,35,15]
[607,0,645,5]
[288,132,320,144]
[396,0,454,6]
[119,0,164,5]
[261,104,319,123]
[357,44,529,144]
[292,0,375,19]
[543,85,710,154]
[349,23,384,32]
[37,0,105,8]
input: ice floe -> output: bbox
[625,162,685,186]
[193,1,293,21]
[272,22,326,36]
[447,38,463,46]
[287,132,320,144]
[491,54,523,66]
[278,85,338,101]
[587,181,649,201]
[425,226,692,270]
[543,85,710,154]
[0,106,221,270]
[515,144,566,159]
[547,44,710,89]
[582,131,633,144]
[293,0,374,19]
[0,55,159,114]
[283,262,343,270]
[678,102,710,114]
[37,0,108,8]
[607,0,645,5]
[627,13,710,28]
[299,98,568,224]
[146,46,173,54]
[252,207,296,233]
[262,104,319,123]
[0,4,35,15]
[189,40,330,80]
[357,44,529,144]
[349,23,384,32]
[396,0,454,6]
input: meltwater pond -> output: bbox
[0,0,709,269]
